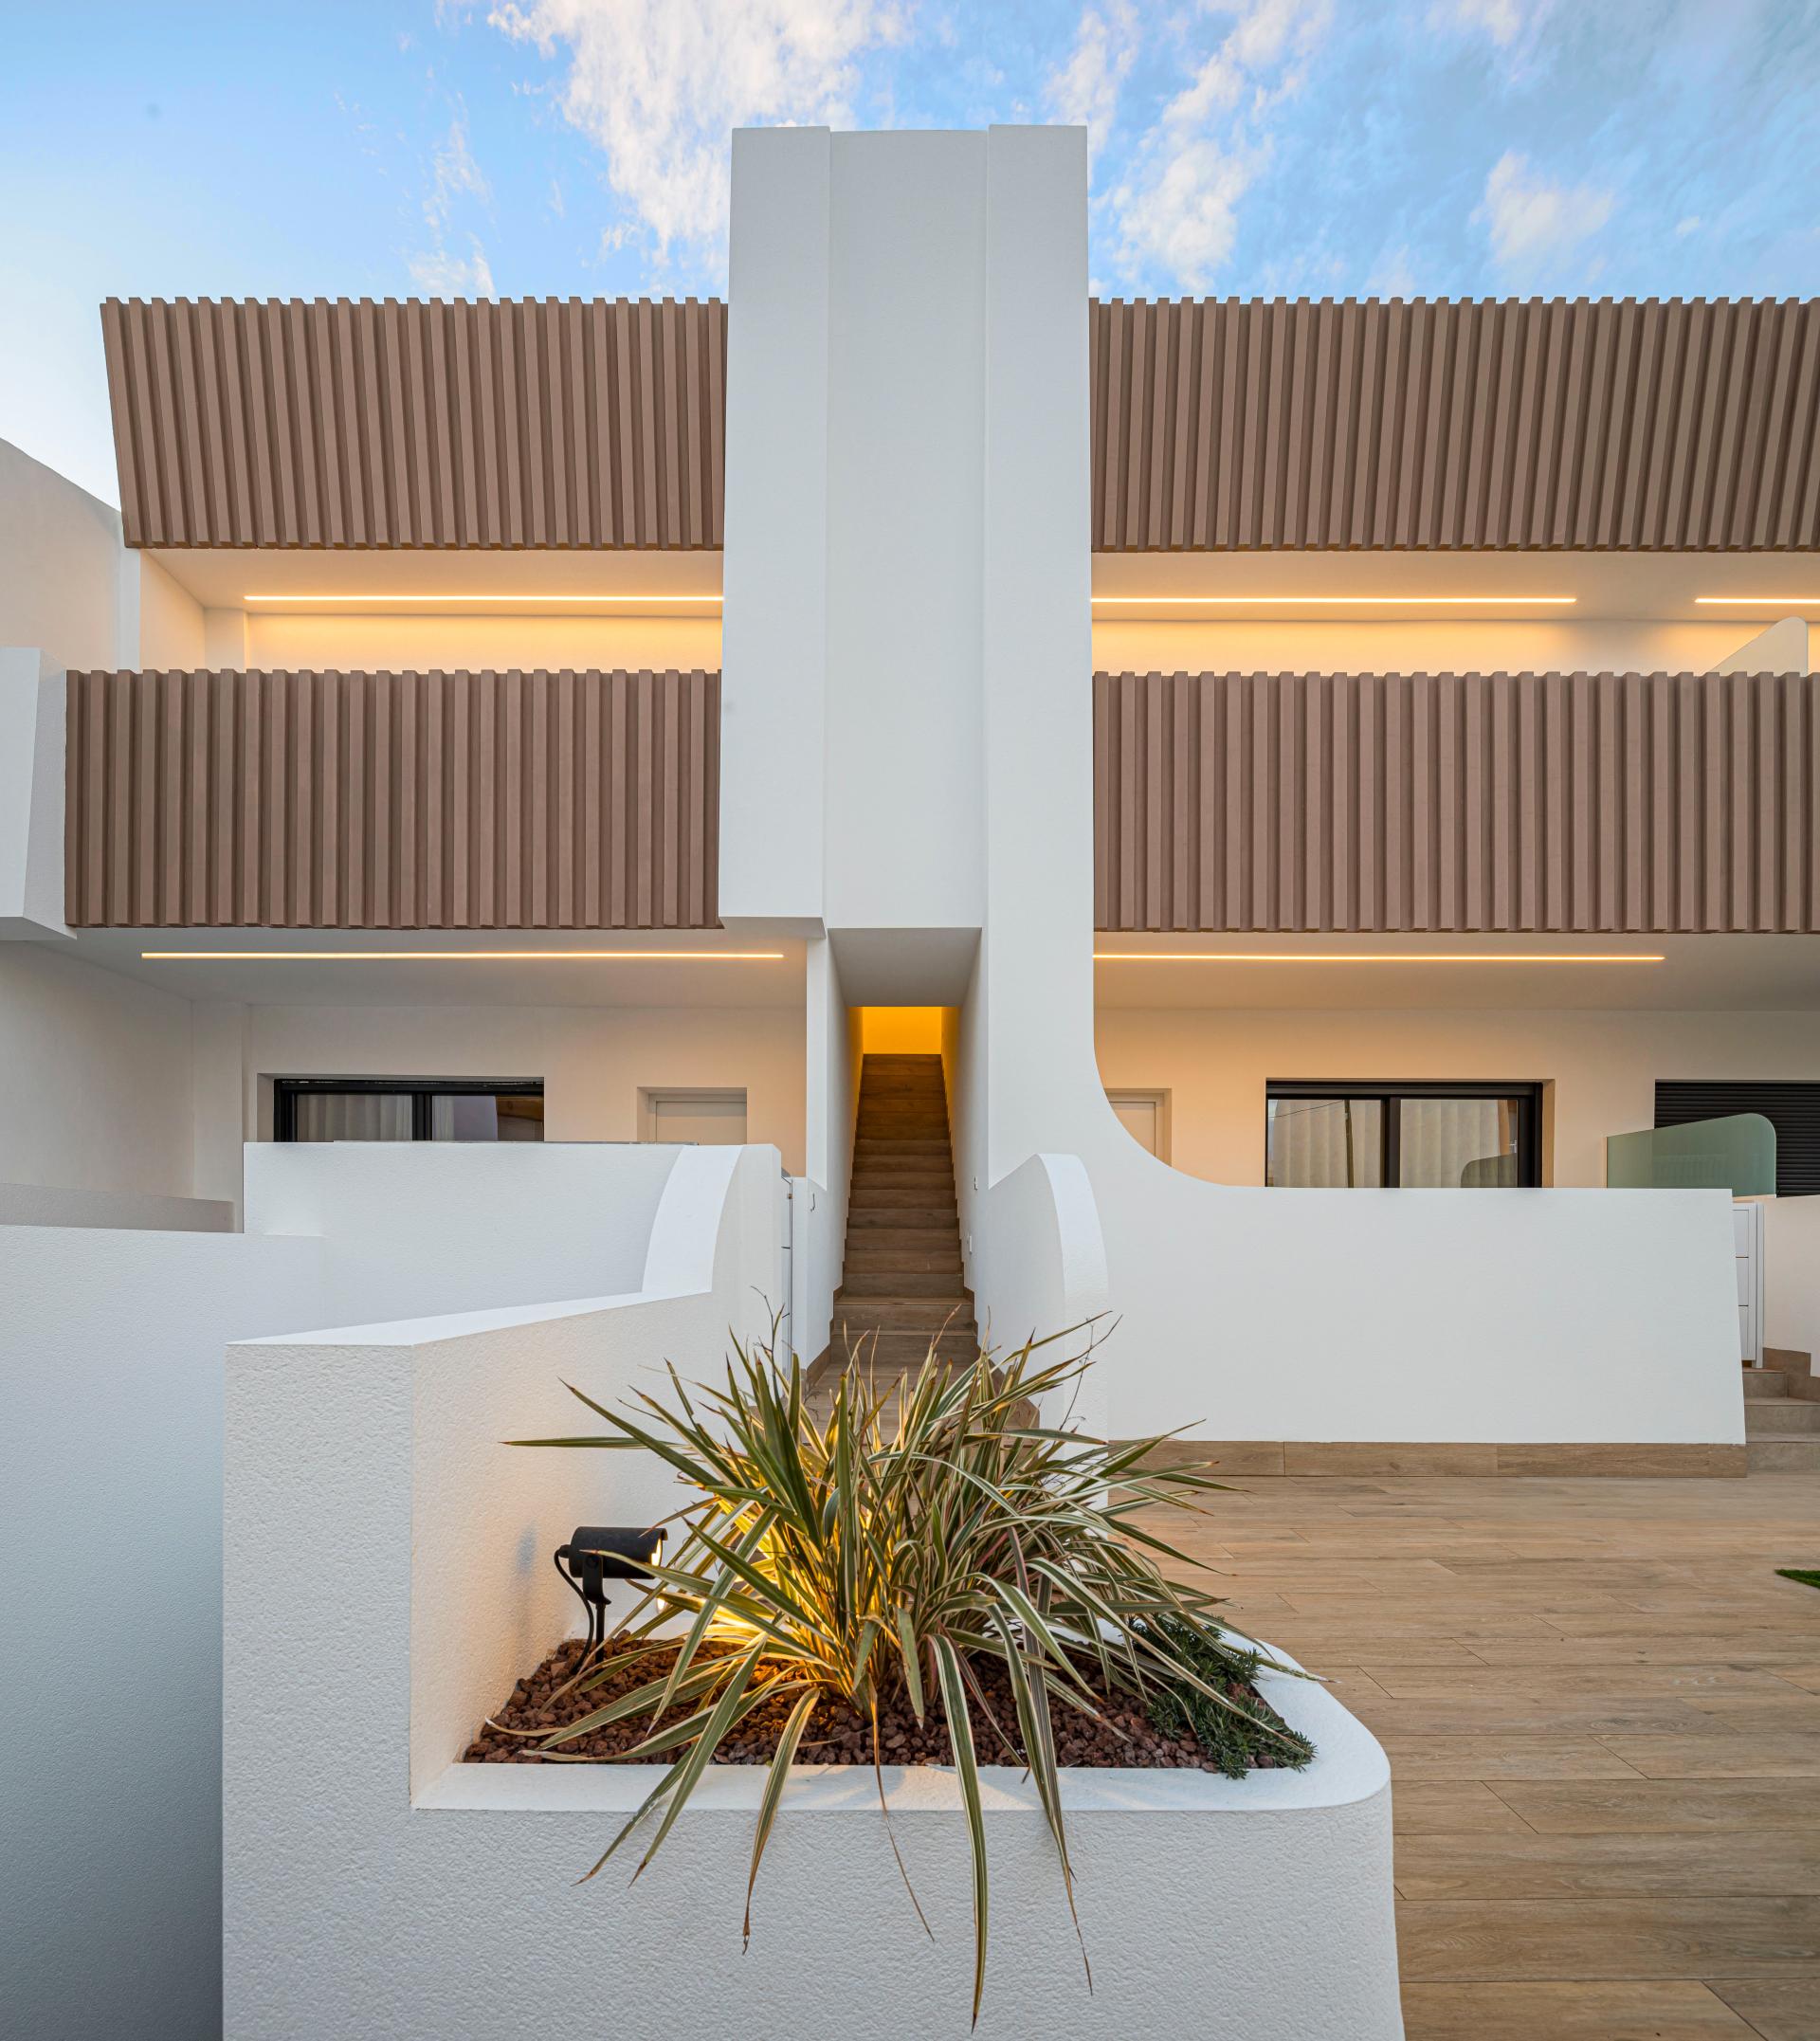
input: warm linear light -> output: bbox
[1693,595,1820,607]
[1090,594,1576,607]
[240,592,722,607]
[139,948,784,962]
[1093,950,1665,964]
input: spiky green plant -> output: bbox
[510,1328,1308,2023]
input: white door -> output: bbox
[1108,1092,1161,1157]
[648,1091,749,1145]
[1734,1200,1764,1364]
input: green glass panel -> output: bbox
[1606,1113,1776,1194]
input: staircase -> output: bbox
[1745,1351,1820,1472]
[810,1053,977,1419]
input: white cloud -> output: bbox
[487,0,901,267]
[1044,4,1138,157]
[1675,213,1702,238]
[1433,0,1556,52]
[1476,149,1613,270]
[408,236,498,298]
[1366,244,1419,297]
[424,111,492,233]
[1106,0,1330,290]
[410,109,497,298]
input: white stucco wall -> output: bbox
[243,1141,686,1328]
[136,550,205,665]
[1763,1195,1820,1360]
[0,651,67,937]
[0,436,129,671]
[798,937,862,1359]
[0,1224,326,2041]
[0,941,199,1197]
[1095,1005,1820,1189]
[719,125,828,926]
[242,1001,807,1168]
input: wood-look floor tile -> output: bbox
[1491,1778,1820,1833]
[1596,1734,1820,1780]
[1393,1825,1820,1899]
[1708,1976,1820,2040]
[1378,1735,1647,1781]
[1392,1781,1538,1834]
[1401,1979,1757,2038]
[1398,1894,1820,1979]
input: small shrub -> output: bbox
[510,1328,1313,2023]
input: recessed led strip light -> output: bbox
[1093,950,1665,964]
[1693,595,1820,607]
[240,592,723,607]
[140,948,784,961]
[1089,593,1577,607]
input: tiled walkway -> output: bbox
[1133,1472,1820,2040]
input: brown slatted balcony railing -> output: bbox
[1094,668,1820,934]
[64,667,719,929]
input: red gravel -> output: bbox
[464,1635,1299,1773]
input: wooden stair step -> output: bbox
[845,1248,963,1275]
[839,1269,969,1298]
[847,1207,956,1230]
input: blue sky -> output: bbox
[5,0,1817,506]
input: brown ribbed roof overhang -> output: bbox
[1094,667,1820,933]
[1091,298,1820,551]
[104,294,1820,553]
[102,298,725,549]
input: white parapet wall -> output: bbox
[1088,1160,1745,1448]
[244,1139,689,1327]
[224,1140,1397,2040]
[0,1223,326,2041]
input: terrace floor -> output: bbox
[1137,1471,1820,2041]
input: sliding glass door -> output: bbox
[1265,1083,1539,1188]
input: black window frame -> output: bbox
[1265,1080,1543,1189]
[273,1077,545,1143]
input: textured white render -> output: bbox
[719,127,828,930]
[243,1139,684,1328]
[973,1151,1111,1439]
[1763,1194,1820,1360]
[0,1224,325,2041]
[0,649,67,938]
[224,1135,1397,2040]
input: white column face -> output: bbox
[719,126,832,930]
[822,131,987,936]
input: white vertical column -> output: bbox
[191,1000,249,1221]
[0,650,69,939]
[719,127,831,931]
[822,132,986,935]
[979,126,1107,1183]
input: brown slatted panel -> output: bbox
[101,299,727,551]
[1093,669,1820,933]
[1088,298,1820,552]
[65,668,719,929]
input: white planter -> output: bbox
[223,1153,1400,2039]
[411,1655,1400,2041]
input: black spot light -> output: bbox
[554,1525,665,1659]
